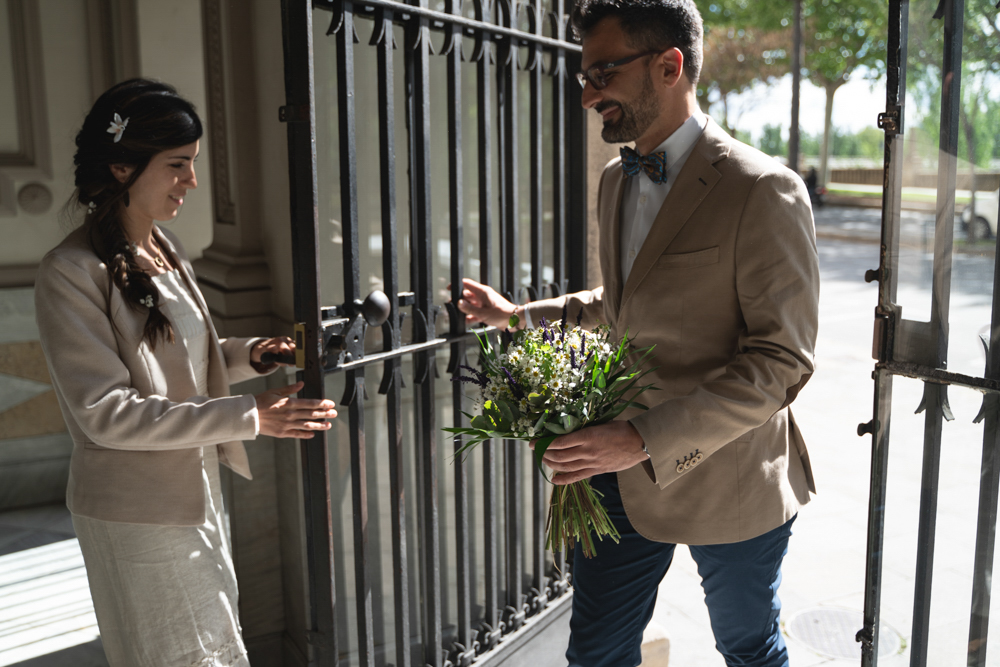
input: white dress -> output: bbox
[71,270,250,667]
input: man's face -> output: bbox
[581,18,663,145]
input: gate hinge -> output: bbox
[279,104,312,123]
[877,110,899,135]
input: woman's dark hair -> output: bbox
[571,0,704,86]
[73,78,202,349]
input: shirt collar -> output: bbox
[639,110,708,172]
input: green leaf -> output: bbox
[509,312,520,329]
[532,435,557,481]
[496,398,517,425]
[544,421,570,435]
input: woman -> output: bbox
[34,79,335,667]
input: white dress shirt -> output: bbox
[619,111,708,283]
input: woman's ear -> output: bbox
[109,164,134,183]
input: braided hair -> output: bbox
[72,79,203,349]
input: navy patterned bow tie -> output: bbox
[620,146,668,184]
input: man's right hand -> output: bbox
[254,381,337,439]
[456,278,524,330]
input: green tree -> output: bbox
[695,0,791,136]
[758,124,787,156]
[905,0,999,222]
[803,0,889,186]
[698,27,788,135]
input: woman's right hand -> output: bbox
[254,381,338,439]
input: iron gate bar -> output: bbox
[967,194,1000,667]
[496,0,526,632]
[550,0,567,296]
[314,0,584,52]
[443,0,475,661]
[564,48,587,294]
[877,361,1000,395]
[474,0,501,647]
[909,1,964,663]
[331,5,379,665]
[279,2,340,665]
[861,0,906,662]
[403,1,444,662]
[371,5,412,666]
[376,3,406,663]
[528,0,548,614]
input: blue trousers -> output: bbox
[566,473,794,667]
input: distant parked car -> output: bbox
[962,188,1000,242]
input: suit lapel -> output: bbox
[619,122,729,309]
[601,164,626,319]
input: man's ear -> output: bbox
[657,48,685,88]
[109,164,134,183]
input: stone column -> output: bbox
[195,0,273,338]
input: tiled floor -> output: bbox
[0,504,107,667]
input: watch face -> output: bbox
[17,183,53,215]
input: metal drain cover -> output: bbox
[787,608,902,660]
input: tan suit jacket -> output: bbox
[35,225,266,526]
[526,119,818,545]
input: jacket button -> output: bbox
[694,453,704,463]
[676,463,685,474]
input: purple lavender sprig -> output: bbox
[501,366,524,400]
[456,364,488,388]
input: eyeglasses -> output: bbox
[576,50,664,90]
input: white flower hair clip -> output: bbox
[107,113,129,143]
[141,295,154,308]
[87,201,97,213]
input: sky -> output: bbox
[722,73,888,143]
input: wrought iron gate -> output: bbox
[861,0,1000,665]
[278,0,586,664]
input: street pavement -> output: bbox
[649,206,1000,666]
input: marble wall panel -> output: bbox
[0,287,71,509]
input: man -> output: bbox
[457,1,818,665]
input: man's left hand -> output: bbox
[531,421,648,485]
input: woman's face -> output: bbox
[117,140,199,224]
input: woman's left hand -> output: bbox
[251,336,296,371]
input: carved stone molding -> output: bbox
[84,0,141,101]
[202,0,237,225]
[0,0,51,217]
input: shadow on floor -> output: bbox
[7,639,107,667]
[0,503,108,667]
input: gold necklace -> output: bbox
[129,241,166,268]
[149,238,166,267]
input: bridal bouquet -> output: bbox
[446,308,656,558]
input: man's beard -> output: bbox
[597,72,659,144]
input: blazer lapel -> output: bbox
[619,122,730,309]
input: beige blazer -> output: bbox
[526,119,819,545]
[35,224,267,526]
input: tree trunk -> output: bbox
[819,80,843,188]
[788,0,803,173]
